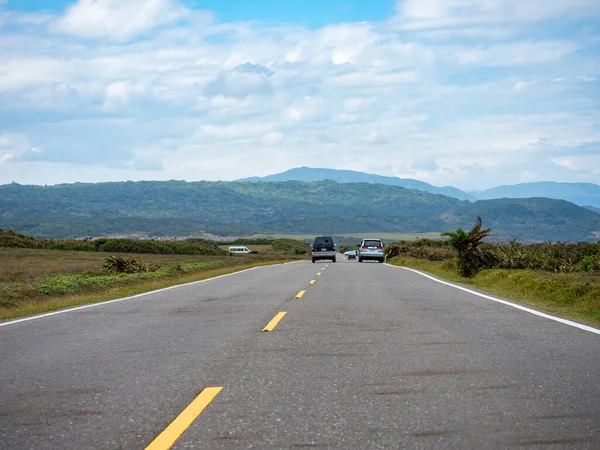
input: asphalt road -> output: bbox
[1,257,599,449]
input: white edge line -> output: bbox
[0,261,301,328]
[385,264,600,336]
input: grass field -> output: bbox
[387,256,600,327]
[0,247,302,320]
[256,232,443,242]
[0,248,233,282]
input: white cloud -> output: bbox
[395,0,600,29]
[103,81,143,110]
[261,131,284,146]
[197,123,274,140]
[552,158,579,170]
[519,170,539,182]
[0,134,30,166]
[11,12,53,25]
[514,80,537,91]
[284,96,328,123]
[325,70,418,87]
[52,0,190,41]
[204,63,274,98]
[456,41,581,66]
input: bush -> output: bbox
[580,255,600,272]
[103,256,161,274]
[271,238,310,255]
[219,238,274,245]
[485,241,600,273]
[0,228,226,256]
[0,229,94,251]
[387,236,600,274]
[386,242,456,261]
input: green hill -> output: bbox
[238,167,474,201]
[1,180,599,242]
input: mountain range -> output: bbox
[239,167,600,208]
[1,180,599,242]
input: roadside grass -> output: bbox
[0,247,303,320]
[388,256,600,327]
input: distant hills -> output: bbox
[1,180,599,242]
[240,167,600,208]
[473,182,600,208]
[238,167,475,201]
[585,205,600,213]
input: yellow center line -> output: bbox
[321,267,326,271]
[317,272,321,276]
[309,280,316,285]
[296,290,306,299]
[262,312,287,332]
[145,386,222,450]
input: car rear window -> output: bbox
[313,237,333,246]
[363,240,382,247]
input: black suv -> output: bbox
[311,236,336,263]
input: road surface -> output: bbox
[1,257,599,449]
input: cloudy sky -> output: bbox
[1,0,599,190]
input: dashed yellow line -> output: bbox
[317,272,322,276]
[296,290,306,299]
[262,312,287,332]
[145,387,223,450]
[309,280,316,285]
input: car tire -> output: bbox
[359,257,362,262]
[312,258,315,263]
[333,257,336,263]
[379,258,384,263]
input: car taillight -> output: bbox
[362,245,369,249]
[376,246,383,249]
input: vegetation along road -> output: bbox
[1,257,599,449]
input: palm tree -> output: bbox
[442,217,492,278]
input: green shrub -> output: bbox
[581,255,600,272]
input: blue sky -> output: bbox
[0,0,599,189]
[11,0,397,26]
